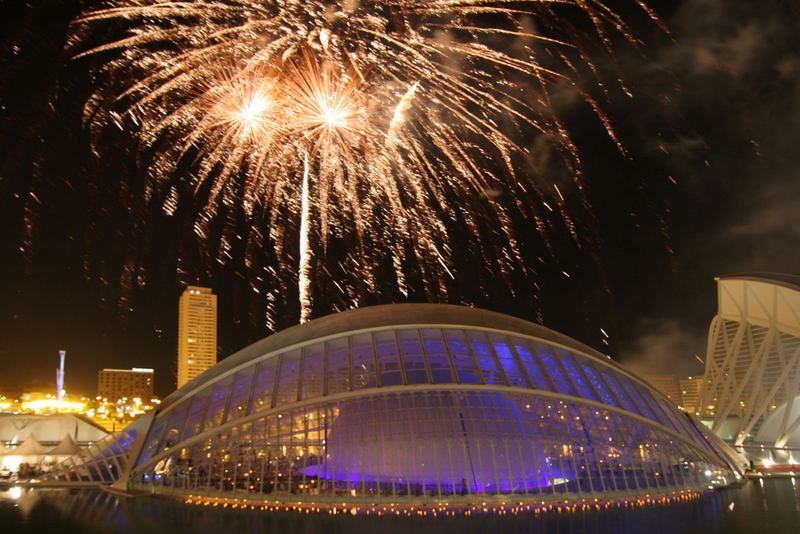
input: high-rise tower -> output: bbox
[177,286,217,389]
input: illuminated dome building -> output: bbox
[50,304,743,506]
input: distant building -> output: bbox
[177,286,217,389]
[97,368,154,401]
[642,374,681,406]
[680,376,704,415]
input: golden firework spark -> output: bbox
[70,1,661,326]
[283,52,368,154]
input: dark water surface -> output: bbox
[2,478,799,534]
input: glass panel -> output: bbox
[470,330,506,386]
[403,354,428,385]
[160,399,190,452]
[224,366,256,423]
[181,385,213,441]
[204,375,234,432]
[491,333,528,388]
[512,338,553,391]
[326,337,350,394]
[445,329,470,355]
[136,415,167,466]
[399,329,428,385]
[274,349,302,406]
[456,369,482,385]
[119,430,137,452]
[375,329,402,386]
[490,334,513,359]
[556,349,599,402]
[574,354,619,408]
[511,338,535,363]
[86,463,102,482]
[476,354,507,386]
[633,382,680,433]
[248,357,278,415]
[350,333,376,390]
[616,372,656,420]
[422,329,454,384]
[535,343,576,396]
[397,328,423,355]
[595,364,640,414]
[671,408,706,444]
[422,328,446,354]
[446,329,482,384]
[467,330,493,356]
[301,342,325,400]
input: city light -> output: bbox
[1,391,159,432]
[20,399,85,413]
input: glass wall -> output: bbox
[130,390,733,499]
[134,326,716,473]
[48,429,137,483]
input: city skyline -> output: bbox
[0,1,799,399]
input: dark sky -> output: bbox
[0,1,798,398]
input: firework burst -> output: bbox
[69,0,660,328]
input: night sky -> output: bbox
[1,1,798,398]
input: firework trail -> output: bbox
[69,0,660,327]
[299,151,311,323]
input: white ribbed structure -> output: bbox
[695,275,800,446]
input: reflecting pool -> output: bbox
[2,478,799,534]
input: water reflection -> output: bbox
[1,479,799,534]
[0,485,41,521]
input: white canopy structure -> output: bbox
[7,435,49,456]
[1,434,50,474]
[0,413,108,446]
[48,434,81,456]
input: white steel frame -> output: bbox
[696,276,800,446]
